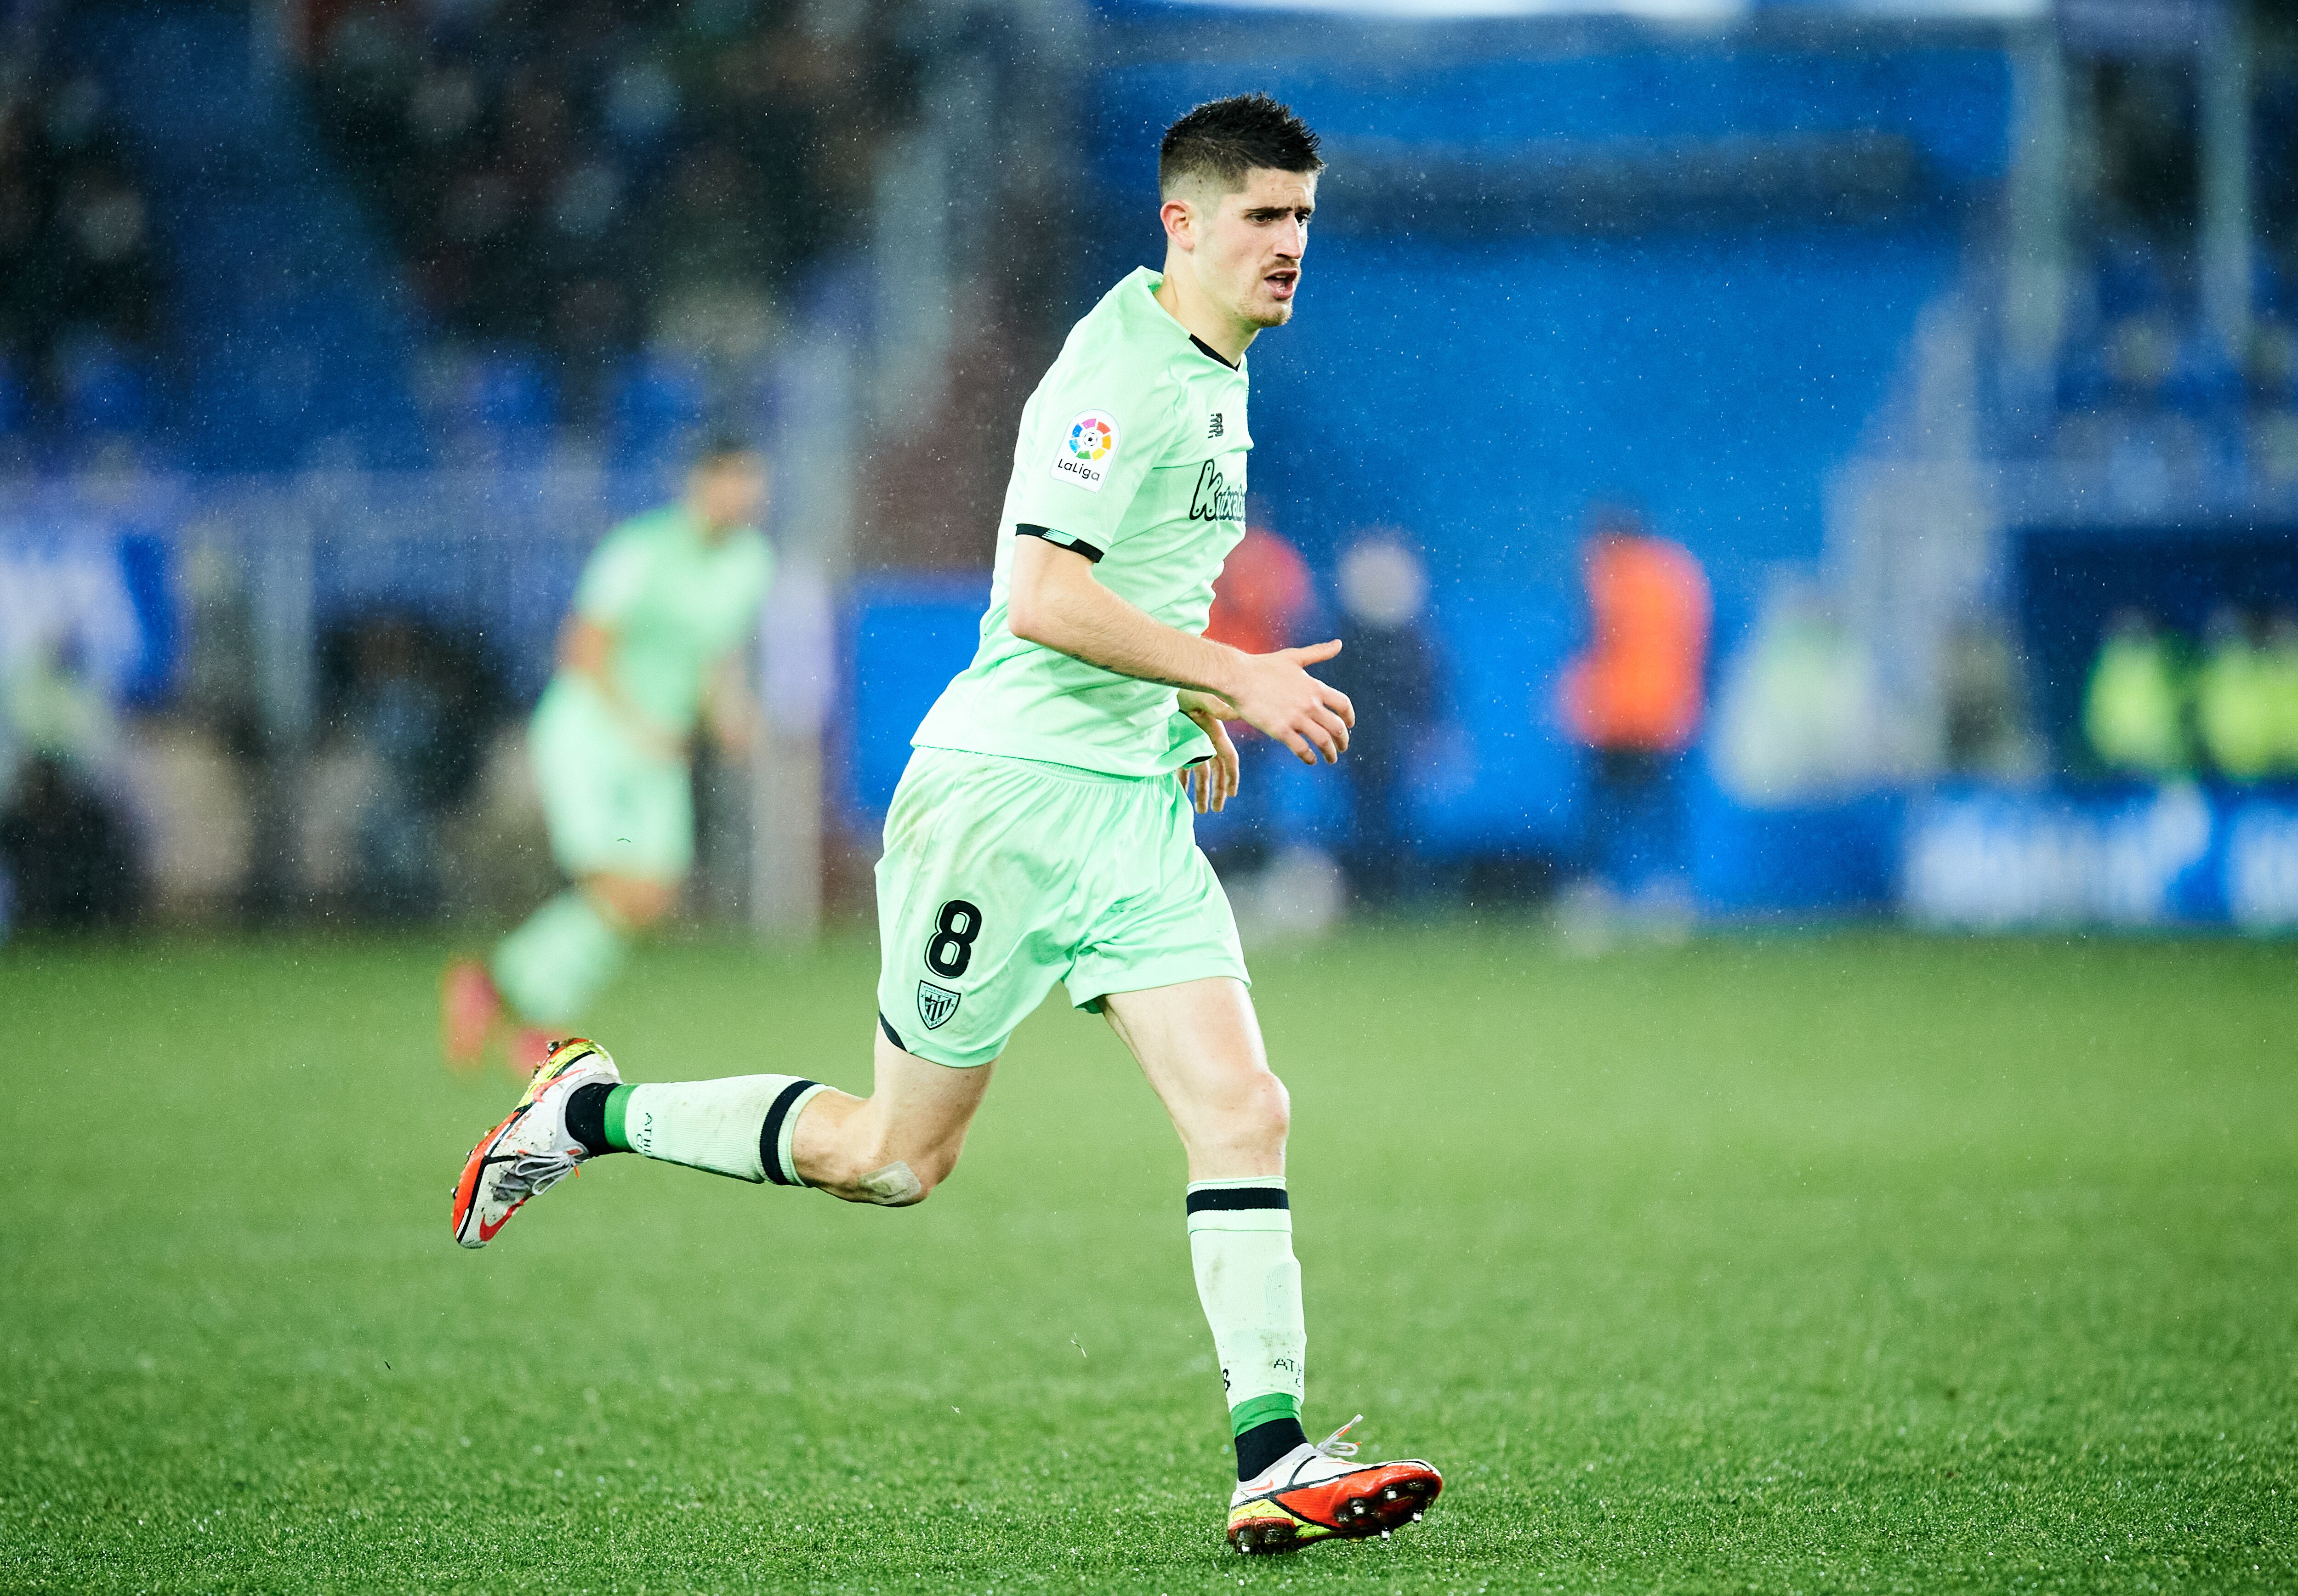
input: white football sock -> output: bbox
[1187,1176,1306,1429]
[621,1075,826,1184]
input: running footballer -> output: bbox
[450,94,1444,1557]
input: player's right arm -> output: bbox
[1007,535,1353,764]
[558,522,688,761]
[558,615,684,761]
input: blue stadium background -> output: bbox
[8,0,2298,931]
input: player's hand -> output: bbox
[709,698,759,760]
[617,705,688,764]
[1226,640,1354,766]
[1177,693,1240,813]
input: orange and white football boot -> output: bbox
[451,1037,620,1250]
[1226,1415,1442,1555]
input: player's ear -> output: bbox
[1159,193,1195,251]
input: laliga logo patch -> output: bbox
[1050,409,1119,493]
[916,980,961,1031]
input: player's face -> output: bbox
[690,455,767,534]
[1197,167,1316,329]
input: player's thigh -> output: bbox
[1101,977,1288,1179]
[1064,773,1250,1010]
[871,752,1077,1068]
[531,694,691,883]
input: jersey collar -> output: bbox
[1132,267,1248,377]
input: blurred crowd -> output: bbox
[303,0,915,455]
[2041,47,2298,490]
[2047,246,2298,489]
[2087,606,2298,783]
[0,64,165,473]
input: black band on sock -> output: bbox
[1235,1416,1309,1481]
[564,1082,619,1158]
[758,1078,821,1187]
[1185,1186,1289,1215]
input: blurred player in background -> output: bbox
[1327,531,1439,905]
[450,95,1443,1559]
[440,437,769,1073]
[1199,518,1313,875]
[2084,608,2188,778]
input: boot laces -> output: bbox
[1313,1415,1364,1461]
[497,1150,581,1201]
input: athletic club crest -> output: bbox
[916,980,961,1030]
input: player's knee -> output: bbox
[621,885,679,927]
[894,1133,970,1200]
[819,1132,964,1207]
[1240,1070,1291,1147]
[584,874,678,929]
[1192,1069,1289,1163]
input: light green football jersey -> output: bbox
[569,504,772,735]
[911,267,1253,777]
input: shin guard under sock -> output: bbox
[1186,1177,1307,1480]
[618,1075,827,1184]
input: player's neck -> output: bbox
[1154,261,1255,366]
[683,505,737,542]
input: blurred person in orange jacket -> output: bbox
[1201,521,1315,873]
[1560,504,1711,897]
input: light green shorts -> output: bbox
[874,747,1248,1068]
[529,677,694,885]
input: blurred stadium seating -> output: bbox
[0,45,167,474]
[8,0,2298,937]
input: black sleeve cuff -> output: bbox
[1016,523,1106,563]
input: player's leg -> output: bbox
[459,691,692,1065]
[489,868,674,1009]
[573,1024,990,1203]
[452,1026,995,1247]
[1075,781,1309,1469]
[1101,977,1305,1462]
[785,1030,990,1203]
[1101,974,1286,1178]
[1103,975,1440,1552]
[1069,777,1297,1464]
[1076,775,1439,1553]
[454,748,1057,1242]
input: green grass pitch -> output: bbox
[2,928,2293,1593]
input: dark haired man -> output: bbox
[440,437,769,1072]
[450,96,1443,1556]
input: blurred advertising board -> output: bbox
[1905,784,2298,931]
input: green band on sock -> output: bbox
[603,1084,635,1152]
[1229,1391,1300,1438]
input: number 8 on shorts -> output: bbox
[925,900,983,978]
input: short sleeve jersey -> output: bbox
[910,267,1253,777]
[572,505,773,735]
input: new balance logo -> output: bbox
[1208,413,1225,439]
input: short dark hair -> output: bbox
[1159,94,1323,199]
[692,432,761,469]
